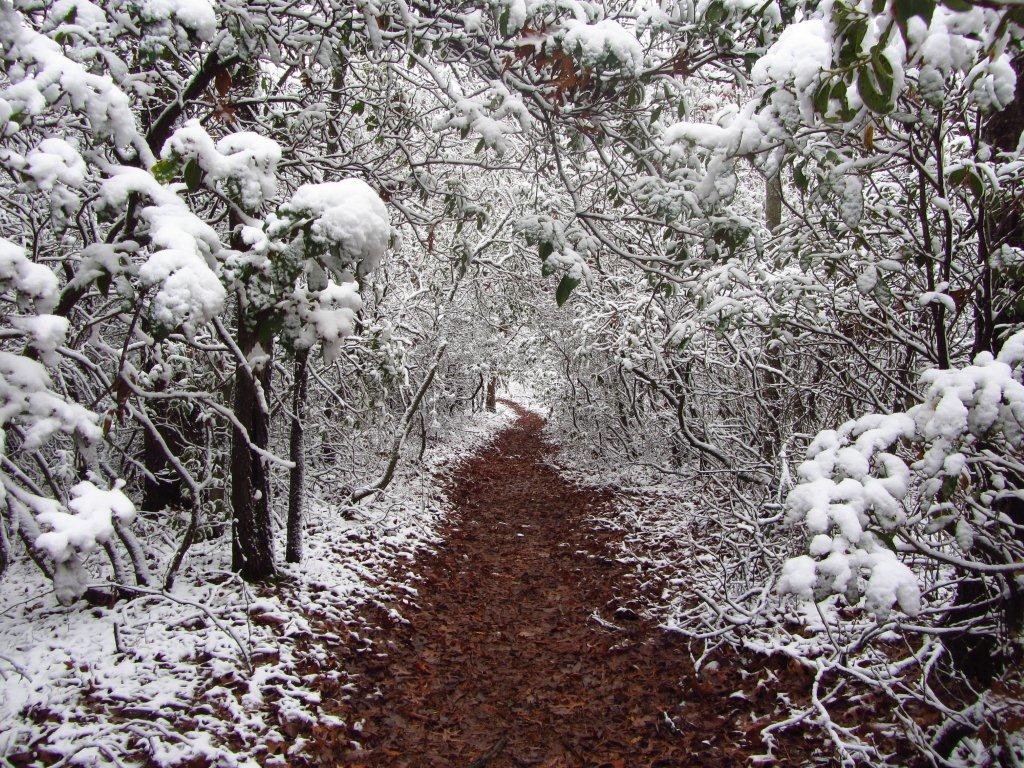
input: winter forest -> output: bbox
[0,0,1023,765]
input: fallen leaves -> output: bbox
[289,404,810,767]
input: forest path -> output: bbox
[327,402,755,767]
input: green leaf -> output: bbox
[96,270,112,297]
[793,163,809,192]
[351,100,364,115]
[950,166,984,197]
[812,80,832,115]
[837,18,868,67]
[539,241,554,260]
[893,0,936,24]
[871,47,895,98]
[555,274,580,307]
[541,259,556,277]
[151,158,178,184]
[857,65,893,114]
[831,79,848,105]
[893,0,936,39]
[184,159,202,192]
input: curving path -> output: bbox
[324,402,782,767]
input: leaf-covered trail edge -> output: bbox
[294,401,817,767]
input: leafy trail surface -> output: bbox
[321,402,799,767]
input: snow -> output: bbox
[919,290,956,312]
[461,9,483,32]
[139,0,217,41]
[0,351,100,446]
[307,280,363,363]
[840,176,863,229]
[494,0,529,32]
[23,137,86,190]
[0,406,516,765]
[969,53,1018,111]
[12,313,70,362]
[663,104,768,155]
[49,0,109,30]
[863,550,920,616]
[0,236,59,311]
[783,331,1024,617]
[0,5,148,159]
[778,555,817,599]
[163,121,281,211]
[101,166,226,328]
[35,481,136,596]
[909,8,981,74]
[558,19,644,74]
[279,179,391,277]
[751,20,832,92]
[137,248,226,329]
[440,98,513,153]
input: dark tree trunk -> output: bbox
[0,510,10,579]
[143,426,185,511]
[286,347,309,564]
[230,312,276,581]
[140,385,195,512]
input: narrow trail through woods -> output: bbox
[324,402,776,767]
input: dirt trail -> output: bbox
[326,402,773,767]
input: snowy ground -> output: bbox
[0,405,515,767]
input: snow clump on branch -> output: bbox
[558,18,645,74]
[277,178,392,278]
[782,331,1024,617]
[163,120,282,211]
[100,166,226,330]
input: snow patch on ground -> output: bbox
[0,405,515,766]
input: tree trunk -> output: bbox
[485,377,496,411]
[765,169,783,233]
[286,347,309,564]
[762,168,785,459]
[141,388,194,513]
[230,312,276,581]
[0,507,10,579]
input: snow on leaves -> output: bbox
[0,4,147,157]
[102,165,226,330]
[275,178,392,279]
[162,120,281,212]
[557,18,645,75]
[0,237,59,312]
[783,332,1024,617]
